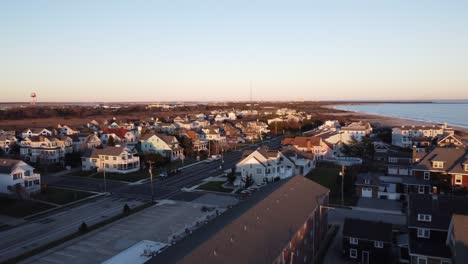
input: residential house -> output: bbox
[281,136,333,159]
[158,123,177,134]
[139,133,184,161]
[341,121,373,141]
[70,133,101,152]
[235,147,297,186]
[81,146,140,174]
[342,218,393,264]
[319,120,341,131]
[201,127,227,145]
[227,111,237,120]
[412,147,468,191]
[354,173,428,200]
[179,130,207,152]
[57,124,79,135]
[191,120,210,130]
[392,125,452,148]
[0,135,17,153]
[436,134,465,148]
[175,121,192,130]
[101,128,137,145]
[20,128,55,139]
[20,136,73,164]
[149,176,330,264]
[406,194,468,264]
[214,114,228,122]
[281,147,316,176]
[0,158,41,195]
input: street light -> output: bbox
[100,160,108,193]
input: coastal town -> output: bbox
[0,102,467,264]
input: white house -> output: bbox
[227,112,237,120]
[0,158,41,196]
[341,121,372,141]
[20,136,73,164]
[71,133,101,152]
[57,124,79,135]
[391,124,452,148]
[20,128,54,139]
[235,147,296,186]
[81,146,140,174]
[139,133,184,161]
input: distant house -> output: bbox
[392,125,453,148]
[57,124,79,135]
[412,147,468,191]
[341,121,372,141]
[201,127,227,145]
[70,133,101,152]
[158,123,177,134]
[149,176,330,264]
[81,146,140,174]
[139,133,184,161]
[281,136,333,159]
[436,133,465,148]
[0,158,41,195]
[0,134,17,153]
[179,130,207,152]
[20,136,73,164]
[20,128,54,139]
[406,194,468,264]
[342,218,393,264]
[101,128,136,145]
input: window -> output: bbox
[424,172,430,180]
[105,164,109,168]
[13,173,22,180]
[433,161,443,168]
[349,237,358,245]
[349,249,357,259]
[256,168,262,174]
[455,175,463,185]
[417,257,428,264]
[389,157,397,163]
[418,185,425,194]
[418,214,432,222]
[374,241,384,248]
[105,156,109,160]
[417,228,430,238]
[113,157,117,161]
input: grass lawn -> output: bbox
[0,198,55,218]
[198,181,233,193]
[91,170,150,182]
[306,163,358,206]
[32,187,95,205]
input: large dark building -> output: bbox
[342,218,393,264]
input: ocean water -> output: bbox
[335,102,468,128]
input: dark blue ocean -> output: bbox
[335,101,468,128]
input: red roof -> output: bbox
[102,128,130,139]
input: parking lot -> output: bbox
[22,198,230,264]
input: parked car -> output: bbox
[211,155,222,160]
[159,172,168,178]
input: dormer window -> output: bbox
[455,175,463,185]
[417,214,432,222]
[364,179,370,184]
[432,161,444,169]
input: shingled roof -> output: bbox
[413,147,467,173]
[0,159,22,174]
[149,176,329,264]
[343,218,392,243]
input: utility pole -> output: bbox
[102,161,108,193]
[340,164,345,206]
[147,161,155,203]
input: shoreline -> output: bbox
[324,106,468,139]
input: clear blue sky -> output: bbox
[1,0,468,102]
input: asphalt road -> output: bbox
[0,196,146,263]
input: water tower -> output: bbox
[30,92,37,105]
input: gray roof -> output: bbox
[0,159,21,174]
[343,218,393,243]
[413,147,467,174]
[149,176,329,264]
[83,146,128,158]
